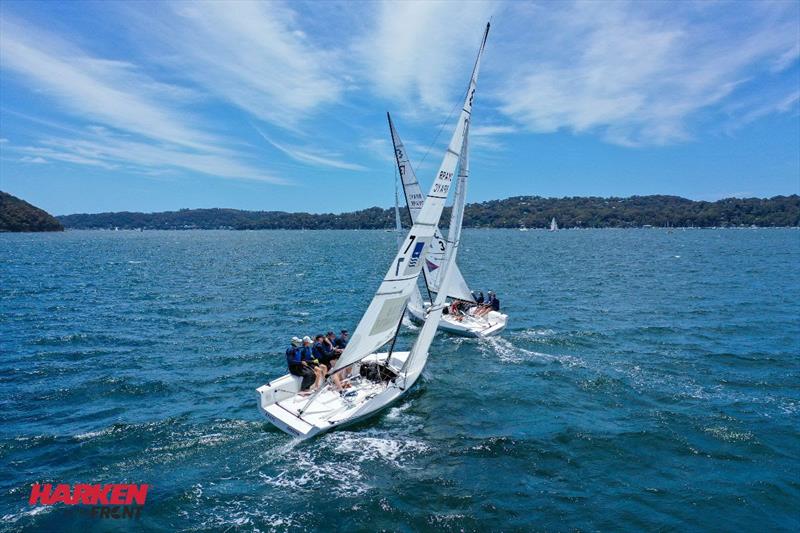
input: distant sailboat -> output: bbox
[550,217,558,231]
[519,224,529,232]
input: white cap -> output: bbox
[291,336,302,347]
[302,335,312,344]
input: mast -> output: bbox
[394,171,402,233]
[401,22,489,377]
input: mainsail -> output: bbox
[403,121,472,378]
[333,22,489,373]
[388,114,475,303]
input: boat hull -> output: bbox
[407,301,507,337]
[256,352,421,440]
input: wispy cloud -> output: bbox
[19,155,47,164]
[0,16,215,150]
[124,0,343,130]
[354,0,496,115]
[0,15,284,183]
[493,1,800,146]
[254,127,367,171]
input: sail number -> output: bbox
[433,170,453,194]
[433,183,450,194]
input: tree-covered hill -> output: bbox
[0,191,64,232]
[57,195,799,230]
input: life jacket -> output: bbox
[285,346,300,366]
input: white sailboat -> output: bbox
[388,113,507,338]
[256,23,490,439]
[550,217,558,231]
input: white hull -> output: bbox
[255,352,421,440]
[407,301,507,337]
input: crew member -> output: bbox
[334,329,349,349]
[286,336,316,391]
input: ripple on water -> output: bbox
[1,229,798,531]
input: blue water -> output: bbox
[1,229,798,531]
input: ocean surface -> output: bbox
[1,228,798,531]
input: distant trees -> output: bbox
[57,195,800,230]
[0,191,64,232]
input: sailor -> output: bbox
[449,299,465,321]
[325,331,343,357]
[301,335,326,391]
[334,329,349,349]
[488,291,501,311]
[312,334,334,368]
[286,336,316,391]
[313,333,349,390]
[472,290,485,304]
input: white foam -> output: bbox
[480,336,584,367]
[2,505,51,524]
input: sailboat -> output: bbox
[550,217,558,231]
[256,23,490,439]
[388,112,507,339]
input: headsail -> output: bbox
[388,114,475,303]
[334,22,489,373]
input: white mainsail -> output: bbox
[403,123,471,378]
[550,217,558,231]
[388,114,475,303]
[332,23,489,373]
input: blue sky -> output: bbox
[0,0,798,216]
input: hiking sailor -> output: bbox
[286,336,316,392]
[333,329,348,349]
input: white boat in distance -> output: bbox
[550,217,559,231]
[256,23,491,439]
[388,108,507,338]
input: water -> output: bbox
[1,228,798,531]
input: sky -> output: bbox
[0,0,798,216]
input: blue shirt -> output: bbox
[490,297,500,311]
[313,341,331,360]
[334,336,348,349]
[296,345,314,363]
[286,346,301,366]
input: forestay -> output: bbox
[334,23,490,373]
[388,114,475,303]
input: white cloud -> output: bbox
[19,155,47,164]
[254,127,367,171]
[0,17,215,150]
[493,1,800,146]
[0,15,285,183]
[125,0,344,130]
[354,0,496,114]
